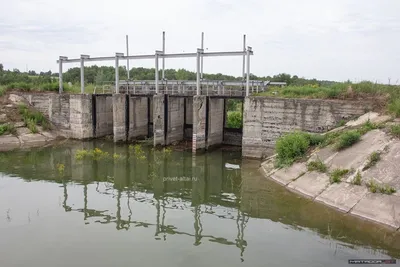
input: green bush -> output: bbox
[18,104,48,131]
[226,111,242,128]
[307,134,326,146]
[330,169,349,184]
[0,123,15,136]
[391,124,400,137]
[6,82,32,91]
[335,130,361,150]
[388,99,400,118]
[275,132,310,167]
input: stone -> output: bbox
[315,183,368,212]
[287,171,330,199]
[5,104,13,108]
[8,94,25,103]
[0,135,20,151]
[269,162,307,186]
[327,130,390,170]
[16,127,31,136]
[19,133,47,146]
[0,114,7,123]
[351,193,400,229]
[14,122,25,128]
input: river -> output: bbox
[0,140,399,267]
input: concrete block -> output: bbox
[287,171,330,199]
[192,95,206,151]
[16,127,31,136]
[351,193,400,229]
[0,135,20,151]
[328,130,390,170]
[315,183,368,212]
[19,133,47,147]
[270,162,307,186]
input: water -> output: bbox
[0,141,399,267]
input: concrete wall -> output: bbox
[129,96,148,139]
[112,94,127,142]
[223,130,242,146]
[94,95,113,137]
[242,97,373,159]
[50,94,70,129]
[166,97,184,145]
[153,95,165,146]
[207,98,224,148]
[192,95,207,151]
[185,98,193,124]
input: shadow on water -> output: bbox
[0,140,399,260]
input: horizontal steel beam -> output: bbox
[118,79,265,86]
[57,50,253,63]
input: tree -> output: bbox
[0,63,3,72]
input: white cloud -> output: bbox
[0,0,399,82]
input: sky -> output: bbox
[0,0,399,83]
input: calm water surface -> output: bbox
[0,141,399,267]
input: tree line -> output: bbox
[0,62,335,87]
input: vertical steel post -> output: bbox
[196,49,202,95]
[58,56,63,94]
[246,47,251,96]
[242,34,246,80]
[162,31,165,80]
[201,32,204,79]
[115,53,123,94]
[80,57,85,94]
[155,51,160,94]
[126,35,130,80]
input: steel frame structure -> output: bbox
[57,32,254,96]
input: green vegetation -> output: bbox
[329,169,349,184]
[0,123,15,136]
[390,124,400,138]
[363,151,381,170]
[336,119,346,127]
[388,99,400,117]
[335,130,361,150]
[226,99,243,128]
[75,148,110,160]
[18,104,49,132]
[307,159,327,173]
[275,132,326,167]
[352,171,362,185]
[56,163,65,174]
[366,180,396,195]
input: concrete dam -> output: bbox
[21,92,370,159]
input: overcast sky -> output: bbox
[0,0,399,83]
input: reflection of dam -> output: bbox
[0,142,399,259]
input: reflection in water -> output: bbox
[0,140,399,266]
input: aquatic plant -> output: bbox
[56,163,65,173]
[75,148,109,161]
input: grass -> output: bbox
[352,171,362,185]
[329,169,349,184]
[226,111,242,128]
[366,180,396,195]
[254,81,400,118]
[0,85,6,96]
[390,124,400,138]
[0,123,16,136]
[363,151,381,170]
[307,159,327,173]
[335,130,361,150]
[18,104,50,132]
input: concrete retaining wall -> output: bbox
[242,97,372,158]
[69,94,93,139]
[167,97,184,145]
[223,130,242,146]
[153,95,165,146]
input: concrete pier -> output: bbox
[112,94,127,142]
[192,95,207,151]
[153,95,165,146]
[94,95,113,137]
[166,96,185,145]
[69,94,93,139]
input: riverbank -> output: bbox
[259,112,400,231]
[0,93,62,151]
